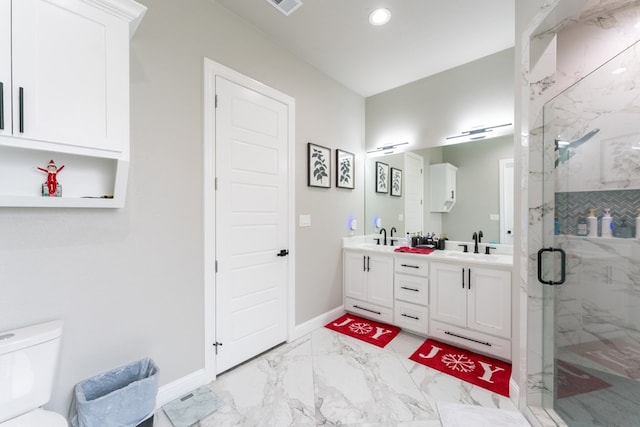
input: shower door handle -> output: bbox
[537,247,566,285]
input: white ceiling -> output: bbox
[214,0,515,97]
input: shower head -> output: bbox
[555,128,600,167]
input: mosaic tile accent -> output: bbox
[555,189,640,236]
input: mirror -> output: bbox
[365,135,514,243]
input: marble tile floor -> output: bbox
[154,327,526,427]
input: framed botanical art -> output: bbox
[308,142,331,188]
[336,149,355,189]
[390,168,402,197]
[375,161,389,193]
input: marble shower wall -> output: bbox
[523,0,640,413]
[555,236,640,348]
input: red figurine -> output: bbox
[38,160,65,197]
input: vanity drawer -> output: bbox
[394,300,429,335]
[345,297,393,324]
[429,319,511,361]
[395,256,429,277]
[394,273,428,305]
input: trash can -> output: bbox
[70,358,159,427]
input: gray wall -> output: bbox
[0,0,364,415]
[365,48,514,152]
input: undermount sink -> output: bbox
[433,250,513,266]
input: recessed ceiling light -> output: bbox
[369,8,391,26]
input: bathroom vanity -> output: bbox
[343,238,513,360]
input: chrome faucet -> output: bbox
[379,228,387,246]
[389,227,397,246]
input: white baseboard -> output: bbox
[292,305,344,341]
[155,368,208,409]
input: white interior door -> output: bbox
[404,152,424,235]
[215,76,289,374]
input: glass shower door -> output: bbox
[539,40,640,426]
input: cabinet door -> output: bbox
[430,262,467,327]
[0,0,10,137]
[367,254,394,308]
[468,267,511,339]
[445,165,456,203]
[12,0,128,152]
[344,251,367,300]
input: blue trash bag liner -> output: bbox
[70,358,159,427]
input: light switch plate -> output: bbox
[299,214,311,227]
[490,214,500,221]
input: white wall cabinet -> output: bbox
[430,163,457,212]
[344,249,394,323]
[393,256,429,334]
[0,0,146,208]
[429,261,511,360]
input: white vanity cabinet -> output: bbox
[429,261,511,360]
[0,0,146,208]
[343,249,394,323]
[430,163,457,212]
[393,256,429,334]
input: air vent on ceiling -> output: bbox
[266,0,303,16]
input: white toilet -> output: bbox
[0,320,68,426]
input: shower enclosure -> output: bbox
[537,36,640,426]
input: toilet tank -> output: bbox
[0,320,63,423]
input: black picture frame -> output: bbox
[375,161,389,193]
[391,168,402,197]
[308,143,331,188]
[336,149,355,189]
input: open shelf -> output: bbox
[0,145,127,208]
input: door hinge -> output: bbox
[213,341,223,354]
[215,177,218,190]
[215,260,218,273]
[215,94,218,108]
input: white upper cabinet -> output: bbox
[9,0,132,152]
[430,163,457,212]
[0,0,145,207]
[0,0,10,137]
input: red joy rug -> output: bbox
[409,339,511,397]
[324,314,400,348]
[556,359,611,398]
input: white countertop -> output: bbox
[343,235,513,268]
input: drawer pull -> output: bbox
[353,305,381,315]
[400,286,419,292]
[401,313,419,320]
[401,264,420,269]
[445,331,491,347]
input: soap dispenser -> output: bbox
[577,215,588,236]
[587,209,598,237]
[601,209,613,238]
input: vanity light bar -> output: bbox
[446,123,512,140]
[366,141,409,154]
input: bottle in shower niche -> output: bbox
[577,215,588,236]
[636,209,640,239]
[587,208,598,237]
[601,209,613,238]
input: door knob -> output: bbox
[277,249,289,257]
